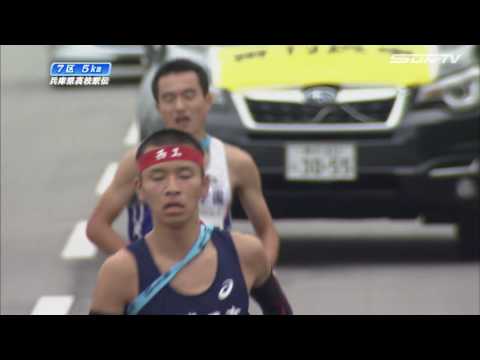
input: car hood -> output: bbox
[209,45,444,92]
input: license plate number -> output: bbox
[285,143,357,181]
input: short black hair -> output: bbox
[151,58,210,103]
[136,128,204,160]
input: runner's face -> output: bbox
[137,146,209,226]
[155,71,212,140]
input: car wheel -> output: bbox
[456,212,480,259]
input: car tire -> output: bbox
[456,212,479,259]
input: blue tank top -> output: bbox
[124,228,249,315]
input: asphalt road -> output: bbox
[1,45,479,315]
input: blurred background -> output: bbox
[1,45,479,315]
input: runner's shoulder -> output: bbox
[230,231,266,266]
[101,247,137,283]
[230,231,270,283]
[223,142,256,173]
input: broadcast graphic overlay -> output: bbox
[49,62,112,86]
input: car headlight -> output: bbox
[415,66,480,112]
[415,46,480,112]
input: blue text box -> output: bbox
[50,63,112,76]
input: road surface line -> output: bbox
[124,121,139,147]
[95,162,118,196]
[61,220,97,259]
[31,295,74,315]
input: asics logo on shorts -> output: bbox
[218,279,234,301]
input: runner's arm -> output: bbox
[89,250,136,315]
[231,148,280,266]
[86,148,138,255]
[233,232,292,315]
[250,238,293,315]
[251,272,293,315]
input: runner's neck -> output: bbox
[200,135,211,153]
[147,219,202,261]
[191,131,210,152]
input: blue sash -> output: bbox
[126,223,214,315]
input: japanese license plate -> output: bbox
[285,143,357,181]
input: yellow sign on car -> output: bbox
[211,45,434,91]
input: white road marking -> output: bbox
[124,121,139,147]
[61,220,97,259]
[95,162,118,196]
[31,295,74,315]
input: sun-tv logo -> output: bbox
[49,62,112,86]
[390,54,462,65]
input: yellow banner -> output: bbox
[212,45,434,91]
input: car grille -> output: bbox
[246,99,395,124]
